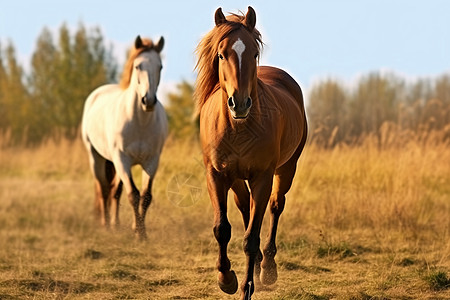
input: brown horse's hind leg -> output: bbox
[260,144,304,286]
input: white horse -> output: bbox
[81,36,168,240]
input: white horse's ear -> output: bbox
[135,35,143,49]
[155,36,164,53]
[244,6,256,31]
[215,7,227,26]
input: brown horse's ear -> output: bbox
[135,35,143,49]
[155,36,164,53]
[215,7,227,26]
[244,6,256,31]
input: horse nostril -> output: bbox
[141,96,147,105]
[228,97,235,109]
[245,97,252,109]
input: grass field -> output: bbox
[0,134,449,299]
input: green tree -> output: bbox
[0,44,7,131]
[0,42,29,143]
[29,27,58,141]
[54,24,73,134]
[30,23,117,141]
[165,80,198,139]
[68,24,117,137]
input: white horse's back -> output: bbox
[82,84,122,161]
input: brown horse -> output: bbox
[195,6,308,300]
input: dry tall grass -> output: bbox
[0,131,449,299]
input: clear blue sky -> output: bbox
[1,0,449,98]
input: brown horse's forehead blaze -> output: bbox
[218,30,258,57]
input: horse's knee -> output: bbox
[263,242,277,258]
[128,190,140,207]
[243,234,260,256]
[141,191,152,209]
[213,221,231,245]
[270,194,285,216]
[114,181,123,200]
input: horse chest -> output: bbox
[118,124,157,162]
[208,133,275,177]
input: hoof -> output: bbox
[135,229,147,241]
[134,221,147,241]
[260,263,278,285]
[111,221,121,231]
[218,270,238,294]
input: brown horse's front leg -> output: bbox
[231,180,263,286]
[206,168,238,294]
[241,170,273,300]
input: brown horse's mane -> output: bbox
[119,38,157,90]
[194,12,263,110]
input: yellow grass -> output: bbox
[0,133,449,299]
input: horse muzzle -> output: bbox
[141,95,158,112]
[227,96,252,119]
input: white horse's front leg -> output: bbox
[137,157,160,237]
[138,171,153,235]
[113,153,143,239]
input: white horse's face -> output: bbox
[133,51,163,112]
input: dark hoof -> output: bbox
[134,221,147,241]
[260,263,278,285]
[218,270,238,294]
[111,222,121,231]
[135,229,147,241]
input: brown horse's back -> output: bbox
[257,66,305,109]
[257,66,307,168]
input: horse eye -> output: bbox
[218,53,224,60]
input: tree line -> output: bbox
[307,73,450,146]
[1,23,449,146]
[163,72,450,147]
[0,23,117,144]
